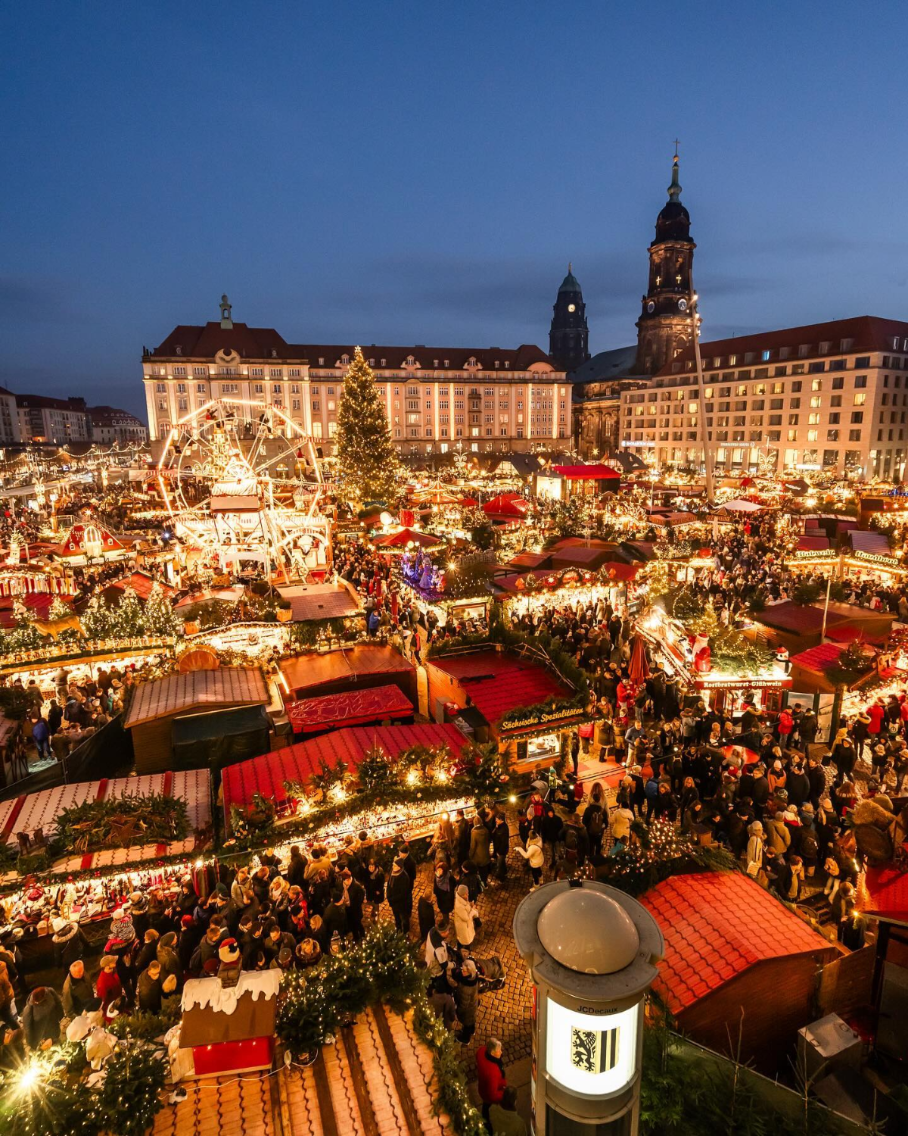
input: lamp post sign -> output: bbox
[513,880,664,1135]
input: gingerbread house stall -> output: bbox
[54,523,129,566]
[174,966,281,1079]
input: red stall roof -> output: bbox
[551,464,620,479]
[859,848,908,925]
[428,650,569,725]
[222,722,467,817]
[483,495,530,519]
[279,646,413,698]
[285,683,413,733]
[640,872,836,1016]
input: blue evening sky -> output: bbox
[1,1,906,418]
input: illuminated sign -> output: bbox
[546,1000,637,1098]
[791,549,837,562]
[851,550,902,569]
[500,705,584,734]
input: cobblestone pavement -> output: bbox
[409,823,539,1069]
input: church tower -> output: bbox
[635,153,696,375]
[549,264,590,373]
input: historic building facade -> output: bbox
[16,395,91,445]
[142,298,568,456]
[619,316,908,480]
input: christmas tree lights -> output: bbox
[335,347,399,505]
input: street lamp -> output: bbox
[513,879,664,1135]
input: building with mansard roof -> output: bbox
[143,295,568,459]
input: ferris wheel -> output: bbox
[156,399,331,580]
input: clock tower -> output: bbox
[635,153,696,375]
[549,264,590,373]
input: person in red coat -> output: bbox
[95,954,122,1022]
[476,1038,507,1127]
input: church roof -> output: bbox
[558,267,582,294]
[570,345,647,385]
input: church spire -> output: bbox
[550,264,589,373]
[668,151,682,202]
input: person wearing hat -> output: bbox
[106,914,138,1001]
[21,986,64,1050]
[128,891,150,941]
[271,946,294,972]
[62,960,95,1019]
[95,956,122,1023]
[52,917,88,971]
[157,930,183,989]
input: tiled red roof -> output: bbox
[0,593,75,628]
[859,847,908,923]
[797,535,830,551]
[279,646,413,698]
[221,722,467,816]
[429,650,569,725]
[790,643,844,672]
[285,683,413,733]
[640,872,835,1016]
[825,623,888,645]
[551,464,620,479]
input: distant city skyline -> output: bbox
[2,1,907,420]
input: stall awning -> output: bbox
[221,722,468,818]
[859,847,908,925]
[285,683,413,733]
[851,531,891,555]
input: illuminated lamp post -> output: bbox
[513,879,664,1136]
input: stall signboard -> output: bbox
[848,550,905,572]
[791,550,838,563]
[499,703,585,736]
[694,675,792,690]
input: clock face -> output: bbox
[647,301,655,313]
[678,299,688,311]
[567,303,576,313]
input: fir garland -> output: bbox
[54,792,190,853]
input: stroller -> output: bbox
[471,952,506,994]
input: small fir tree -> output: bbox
[335,347,398,504]
[144,581,179,636]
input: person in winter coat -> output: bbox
[61,960,95,1019]
[488,1088,527,1136]
[787,763,810,807]
[491,815,510,881]
[515,832,545,887]
[776,708,794,744]
[386,863,413,934]
[137,961,166,1014]
[476,1038,508,1126]
[745,821,765,878]
[158,930,184,988]
[453,810,472,865]
[768,760,787,796]
[433,862,455,916]
[425,915,450,978]
[452,955,479,1043]
[417,896,436,943]
[95,956,122,1023]
[541,805,564,867]
[52,918,88,971]
[452,883,477,948]
[21,986,64,1050]
[469,818,492,884]
[765,812,791,855]
[364,860,385,915]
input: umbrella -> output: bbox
[628,635,651,686]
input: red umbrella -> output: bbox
[628,635,651,686]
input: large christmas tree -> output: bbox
[335,347,398,504]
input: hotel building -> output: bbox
[142,297,568,457]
